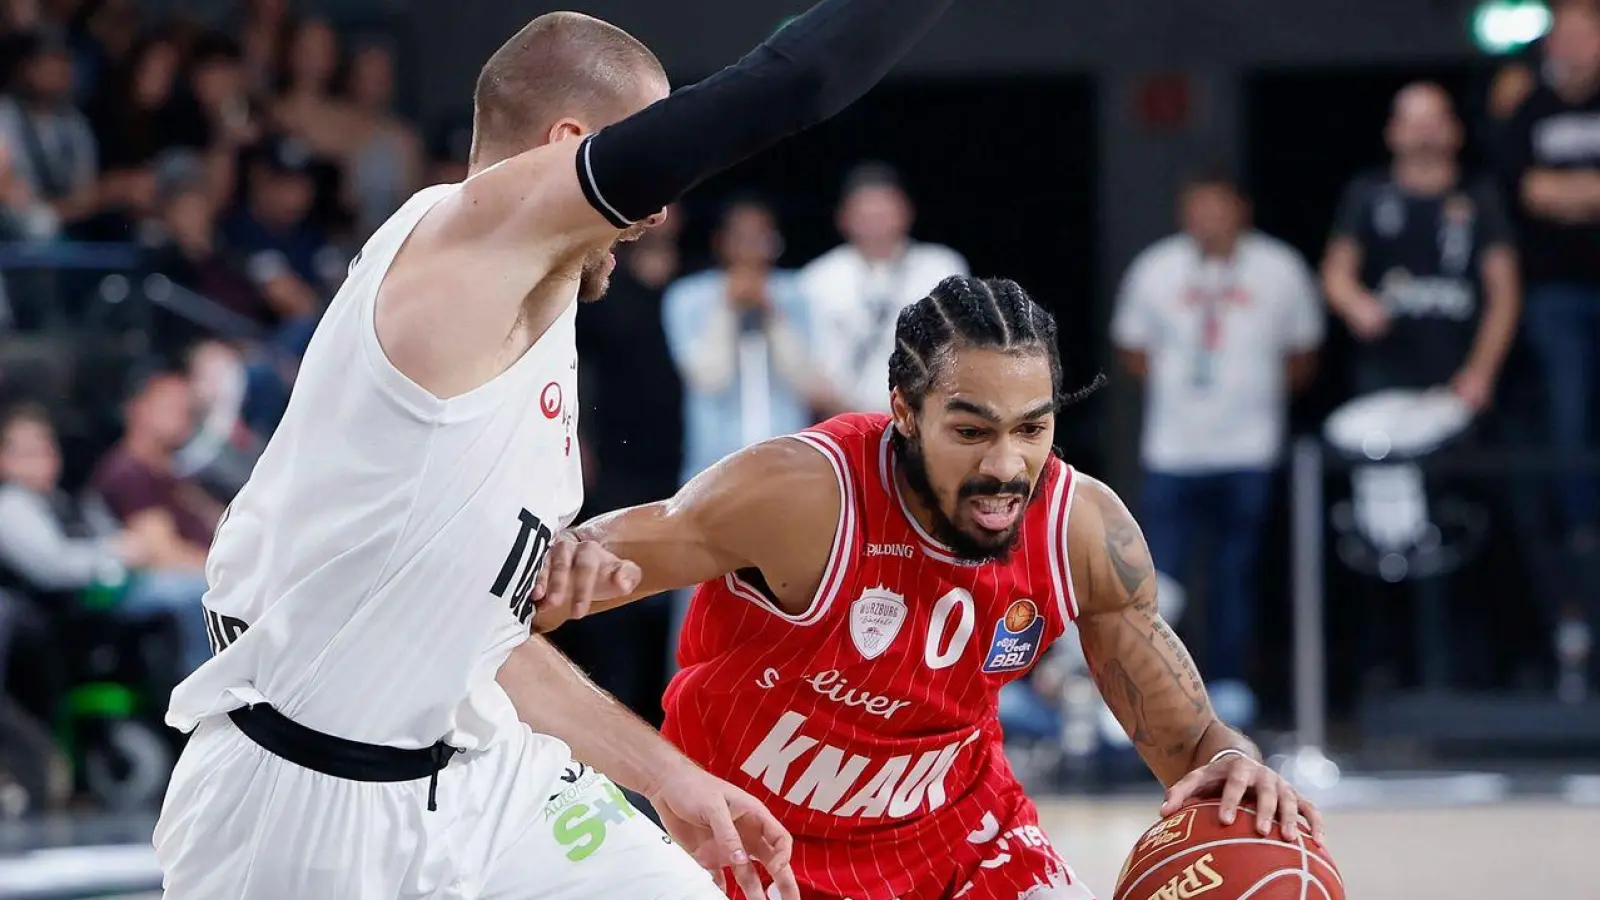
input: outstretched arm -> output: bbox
[1069,477,1323,840]
[386,0,954,403]
[474,0,956,249]
[498,635,800,899]
[530,436,839,630]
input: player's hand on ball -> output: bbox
[529,535,640,632]
[648,764,800,900]
[1160,752,1325,844]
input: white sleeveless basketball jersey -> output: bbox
[166,182,584,753]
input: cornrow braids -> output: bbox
[887,275,1104,411]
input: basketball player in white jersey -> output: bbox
[153,3,957,898]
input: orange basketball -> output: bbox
[1112,799,1343,900]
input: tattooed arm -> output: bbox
[1066,476,1257,785]
[1066,476,1321,839]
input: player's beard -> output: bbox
[578,224,652,302]
[577,246,615,302]
[895,426,1040,563]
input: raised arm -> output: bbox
[483,0,956,249]
[384,0,954,402]
[530,435,840,631]
[1068,476,1323,840]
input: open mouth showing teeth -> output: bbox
[968,496,1022,531]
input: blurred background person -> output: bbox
[163,34,260,208]
[0,132,56,246]
[799,162,967,414]
[663,195,826,484]
[1502,0,1600,559]
[1111,169,1323,727]
[1499,0,1600,701]
[174,338,263,504]
[86,370,217,676]
[1321,82,1521,693]
[0,30,97,241]
[338,39,422,241]
[0,404,109,730]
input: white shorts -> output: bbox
[155,716,721,900]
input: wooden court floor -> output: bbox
[1036,796,1598,900]
[28,796,1600,899]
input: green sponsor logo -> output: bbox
[551,781,638,861]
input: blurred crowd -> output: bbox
[0,0,1596,813]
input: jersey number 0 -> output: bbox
[924,588,976,670]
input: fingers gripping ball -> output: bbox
[1113,800,1342,900]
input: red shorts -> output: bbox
[732,794,1097,900]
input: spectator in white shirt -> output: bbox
[799,162,968,413]
[1111,169,1323,725]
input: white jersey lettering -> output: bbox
[803,669,913,719]
[738,711,976,821]
[739,711,819,793]
[783,745,872,812]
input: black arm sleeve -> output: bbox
[578,0,954,227]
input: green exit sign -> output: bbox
[1472,0,1553,55]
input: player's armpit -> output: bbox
[566,435,839,615]
[1067,477,1223,787]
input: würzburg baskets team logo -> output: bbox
[849,586,908,660]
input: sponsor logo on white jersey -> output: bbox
[849,586,908,659]
[739,711,978,821]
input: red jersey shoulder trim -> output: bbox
[1045,460,1082,622]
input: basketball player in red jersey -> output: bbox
[534,275,1324,899]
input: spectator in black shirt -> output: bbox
[1502,0,1600,552]
[1322,83,1522,690]
[1325,83,1520,407]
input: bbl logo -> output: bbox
[981,598,1045,673]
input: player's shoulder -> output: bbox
[1062,471,1132,547]
[798,412,892,456]
[1061,471,1152,613]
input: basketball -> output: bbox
[1112,800,1343,900]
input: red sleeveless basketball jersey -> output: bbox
[663,413,1082,891]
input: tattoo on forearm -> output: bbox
[1083,487,1213,777]
[1102,659,1150,745]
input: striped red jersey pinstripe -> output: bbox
[662,413,1082,897]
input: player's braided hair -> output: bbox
[887,275,1104,411]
